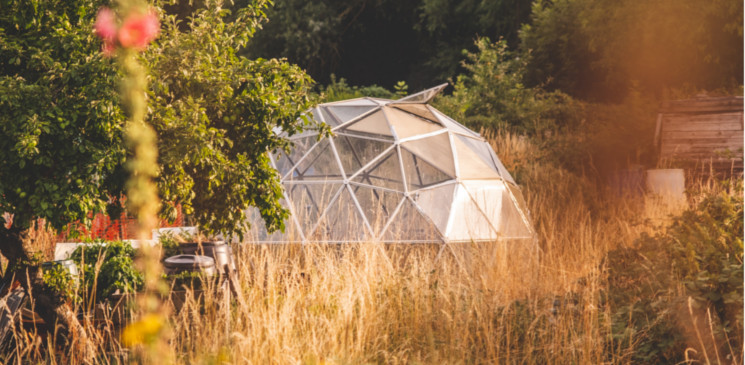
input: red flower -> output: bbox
[94,7,159,55]
[118,11,159,50]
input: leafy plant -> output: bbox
[159,232,182,259]
[318,74,399,102]
[434,38,581,135]
[606,179,744,363]
[70,241,143,300]
[520,0,743,101]
[146,1,321,238]
[666,180,743,349]
[41,263,77,301]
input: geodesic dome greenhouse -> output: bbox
[247,84,534,243]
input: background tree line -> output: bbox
[244,0,743,102]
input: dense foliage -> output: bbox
[607,181,744,363]
[0,0,126,230]
[70,241,143,300]
[244,0,532,89]
[0,0,319,242]
[434,38,580,134]
[520,0,744,101]
[243,0,743,100]
[147,1,318,237]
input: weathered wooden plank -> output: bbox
[661,97,744,113]
[663,111,743,120]
[660,153,743,162]
[662,143,743,151]
[662,130,744,139]
[661,145,744,155]
[661,137,743,147]
[662,148,742,158]
[661,148,743,156]
[662,112,743,128]
[663,121,743,132]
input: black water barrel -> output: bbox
[163,254,216,276]
[179,241,236,275]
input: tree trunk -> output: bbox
[0,226,95,361]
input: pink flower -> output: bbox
[94,8,117,41]
[102,41,117,57]
[95,7,117,56]
[118,11,159,49]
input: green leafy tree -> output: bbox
[0,0,316,347]
[519,0,598,99]
[520,0,744,101]
[245,0,533,90]
[414,0,532,84]
[147,1,317,237]
[0,0,124,352]
[435,38,580,134]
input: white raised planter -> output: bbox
[645,168,686,200]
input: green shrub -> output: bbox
[606,180,743,363]
[434,38,581,135]
[318,75,401,102]
[538,87,658,177]
[667,180,743,347]
[70,240,143,300]
[41,264,77,301]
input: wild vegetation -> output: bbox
[3,132,741,364]
[0,0,742,363]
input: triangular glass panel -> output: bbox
[498,182,533,238]
[328,105,377,125]
[504,181,532,233]
[490,148,516,184]
[463,180,505,234]
[273,136,319,178]
[456,135,500,175]
[453,136,500,179]
[285,183,342,237]
[381,198,441,242]
[446,184,498,241]
[309,186,367,242]
[505,181,529,217]
[430,107,480,137]
[391,103,440,123]
[287,139,344,181]
[350,184,404,235]
[325,98,378,107]
[339,110,394,140]
[367,97,392,106]
[394,83,447,104]
[411,183,456,235]
[401,148,454,191]
[332,135,392,178]
[319,106,342,128]
[351,149,405,192]
[401,132,455,177]
[384,107,444,139]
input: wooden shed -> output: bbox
[654,96,744,172]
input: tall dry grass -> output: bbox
[5,131,716,364]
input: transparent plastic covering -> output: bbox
[256,86,534,243]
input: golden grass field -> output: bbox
[6,131,738,364]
